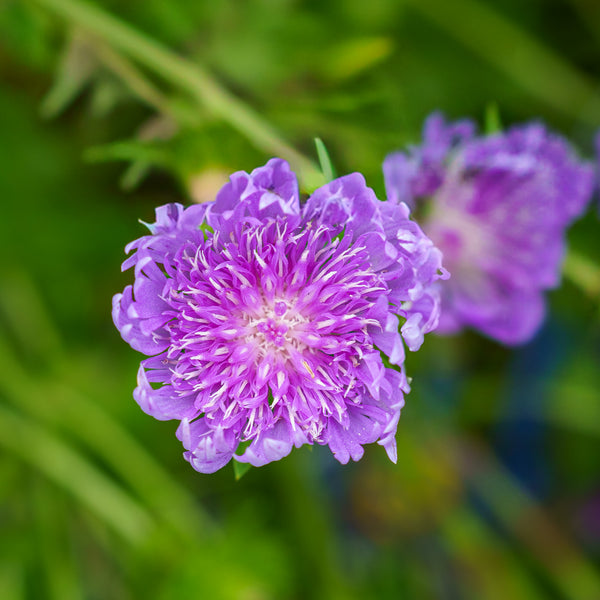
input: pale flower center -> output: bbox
[426,208,487,267]
[425,160,494,279]
[242,299,309,361]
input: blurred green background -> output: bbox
[2,0,600,598]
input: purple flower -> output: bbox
[113,159,446,473]
[384,113,594,345]
[595,130,600,211]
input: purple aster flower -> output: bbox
[383,113,594,345]
[113,159,446,473]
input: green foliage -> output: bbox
[484,102,503,134]
[232,461,252,481]
[1,0,600,598]
[315,137,337,183]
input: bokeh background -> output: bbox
[2,0,600,598]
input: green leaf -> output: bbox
[314,137,336,183]
[88,75,125,118]
[233,461,252,481]
[407,0,600,122]
[30,0,325,188]
[120,160,152,191]
[40,29,97,119]
[0,404,153,545]
[318,36,394,83]
[563,249,600,300]
[84,139,170,167]
[484,102,502,134]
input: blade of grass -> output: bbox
[314,137,336,182]
[0,561,26,600]
[0,342,210,541]
[233,461,252,481]
[0,270,64,359]
[484,102,502,135]
[457,436,600,600]
[407,0,600,124]
[442,507,547,600]
[40,28,97,118]
[0,404,153,545]
[32,480,84,600]
[272,451,359,600]
[92,39,201,127]
[402,419,600,600]
[0,273,211,540]
[29,0,325,190]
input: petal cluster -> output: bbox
[113,159,445,473]
[384,114,594,345]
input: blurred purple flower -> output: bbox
[113,159,446,473]
[595,130,600,211]
[384,113,594,345]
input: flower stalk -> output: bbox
[29,0,326,191]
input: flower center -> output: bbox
[425,203,489,276]
[242,299,308,361]
[256,317,288,346]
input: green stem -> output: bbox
[30,0,325,190]
[92,40,200,127]
[407,0,600,124]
